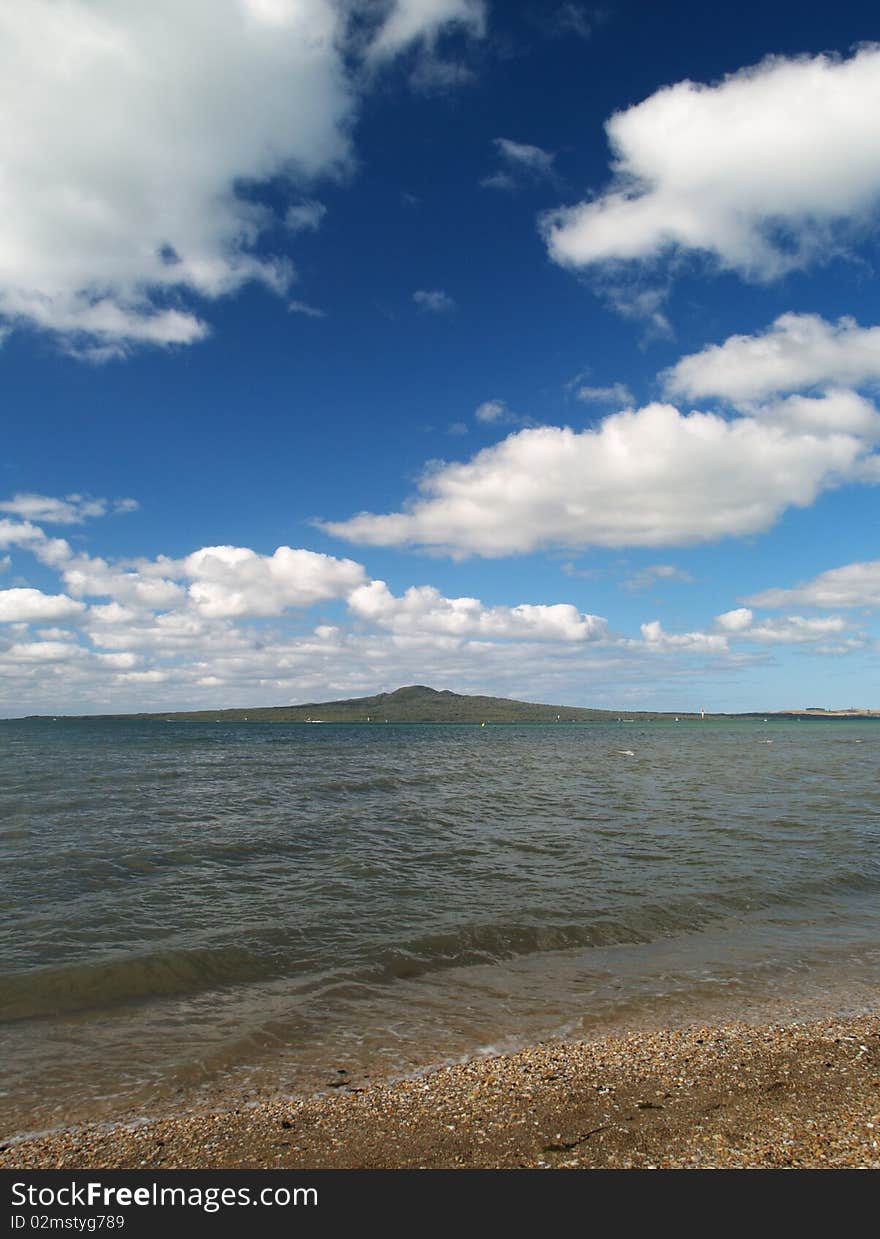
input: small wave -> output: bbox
[5,859,880,1024]
[0,945,281,1022]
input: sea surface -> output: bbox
[2,717,879,1137]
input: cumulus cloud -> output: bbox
[639,620,728,654]
[639,624,728,654]
[0,518,369,619]
[747,560,880,610]
[414,288,455,313]
[715,607,753,633]
[4,639,86,664]
[0,509,869,715]
[0,519,73,568]
[62,555,187,612]
[666,314,880,403]
[755,389,880,439]
[0,1,355,351]
[0,589,86,623]
[0,1,483,354]
[59,543,368,617]
[182,545,368,617]
[542,48,880,282]
[348,580,607,640]
[741,616,848,643]
[638,609,852,655]
[714,606,846,643]
[320,402,876,556]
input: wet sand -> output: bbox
[3,1012,879,1169]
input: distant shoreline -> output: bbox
[10,710,880,724]
[7,683,879,724]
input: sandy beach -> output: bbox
[3,1012,878,1170]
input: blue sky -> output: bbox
[1,0,879,714]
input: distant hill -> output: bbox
[21,685,878,724]
[34,685,684,724]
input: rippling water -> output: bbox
[2,717,879,1134]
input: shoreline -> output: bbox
[4,1011,879,1169]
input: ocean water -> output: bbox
[1,717,879,1136]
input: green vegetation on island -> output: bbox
[20,684,878,724]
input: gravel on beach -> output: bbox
[3,1013,879,1170]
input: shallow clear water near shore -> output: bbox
[2,717,879,1135]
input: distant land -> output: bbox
[20,685,880,723]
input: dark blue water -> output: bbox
[2,718,879,1135]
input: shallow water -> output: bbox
[2,717,879,1134]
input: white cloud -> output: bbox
[481,137,556,191]
[95,651,141,670]
[740,615,848,644]
[320,402,876,556]
[639,609,851,654]
[348,580,608,640]
[414,288,455,313]
[666,314,880,403]
[473,398,532,427]
[475,399,506,423]
[0,509,871,715]
[494,138,554,175]
[574,382,634,407]
[285,200,327,233]
[116,669,169,685]
[3,640,86,664]
[747,560,880,610]
[288,299,327,318]
[715,607,753,632]
[0,493,136,524]
[182,545,367,617]
[639,620,728,654]
[0,1,484,355]
[0,1,356,351]
[58,543,367,618]
[542,48,880,282]
[0,589,86,623]
[498,136,555,172]
[367,0,485,60]
[714,607,849,643]
[757,389,880,439]
[0,519,73,567]
[62,556,187,612]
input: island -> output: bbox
[19,684,879,724]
